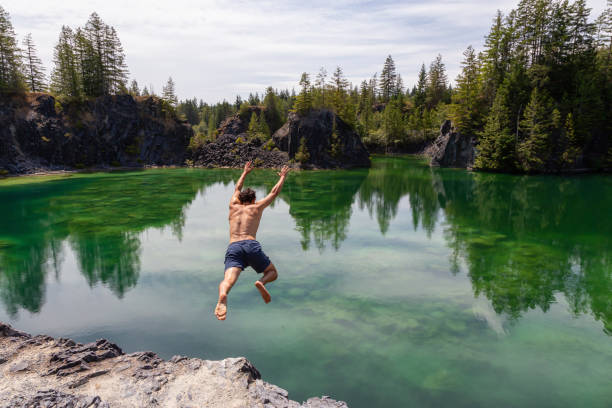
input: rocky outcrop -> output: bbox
[190,133,289,168]
[272,110,370,169]
[0,322,348,408]
[424,120,475,169]
[0,93,192,175]
[190,108,290,168]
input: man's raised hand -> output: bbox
[243,161,254,174]
[278,165,290,178]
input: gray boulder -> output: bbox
[424,120,475,168]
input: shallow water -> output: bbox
[0,157,610,407]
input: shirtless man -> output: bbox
[214,161,290,321]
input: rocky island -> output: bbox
[0,322,348,408]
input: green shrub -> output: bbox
[263,139,275,151]
[294,137,310,164]
[235,137,246,144]
[253,158,264,167]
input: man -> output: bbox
[214,161,290,321]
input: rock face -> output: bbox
[0,93,192,175]
[190,108,290,168]
[0,322,348,408]
[424,120,475,168]
[272,110,370,169]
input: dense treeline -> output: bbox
[2,1,611,173]
[457,0,612,172]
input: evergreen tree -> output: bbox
[258,110,270,138]
[426,54,448,108]
[380,55,397,102]
[314,66,328,107]
[129,79,140,96]
[162,76,178,106]
[561,112,581,166]
[474,85,516,171]
[294,72,312,115]
[452,45,482,134]
[247,111,260,138]
[0,6,24,92]
[263,86,283,132]
[22,33,46,92]
[141,85,149,96]
[518,87,554,172]
[51,26,81,98]
[414,63,427,108]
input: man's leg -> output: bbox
[215,267,242,320]
[255,263,277,304]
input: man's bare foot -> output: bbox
[255,281,271,303]
[215,294,227,320]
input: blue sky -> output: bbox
[4,0,608,102]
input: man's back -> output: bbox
[229,203,263,242]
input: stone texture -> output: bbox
[0,93,191,175]
[0,322,348,408]
[423,120,475,169]
[272,110,370,169]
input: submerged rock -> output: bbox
[424,120,475,169]
[0,322,348,408]
[272,110,370,169]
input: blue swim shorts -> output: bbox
[224,240,271,273]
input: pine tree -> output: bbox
[247,111,260,138]
[258,110,270,139]
[452,46,481,134]
[141,85,149,96]
[22,33,46,92]
[561,112,581,166]
[518,87,553,172]
[474,85,516,171]
[51,26,81,98]
[0,6,24,92]
[263,86,283,132]
[129,79,140,96]
[294,72,312,115]
[331,66,349,113]
[414,63,427,108]
[162,76,178,106]
[380,55,397,102]
[314,66,328,107]
[426,54,448,108]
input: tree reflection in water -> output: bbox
[0,160,609,334]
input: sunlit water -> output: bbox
[0,157,610,407]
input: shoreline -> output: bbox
[0,321,348,408]
[2,158,610,181]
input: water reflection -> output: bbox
[0,160,610,335]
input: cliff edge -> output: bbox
[0,322,348,408]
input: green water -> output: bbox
[0,157,610,407]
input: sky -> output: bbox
[4,0,608,103]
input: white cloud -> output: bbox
[4,0,607,102]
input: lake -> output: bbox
[0,156,610,407]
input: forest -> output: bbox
[1,0,611,173]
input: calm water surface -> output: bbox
[0,157,610,407]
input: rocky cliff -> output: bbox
[0,322,348,408]
[0,93,192,175]
[423,120,475,169]
[189,107,290,168]
[273,110,370,169]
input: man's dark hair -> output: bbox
[238,188,256,204]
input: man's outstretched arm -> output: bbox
[256,165,290,209]
[230,161,253,205]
